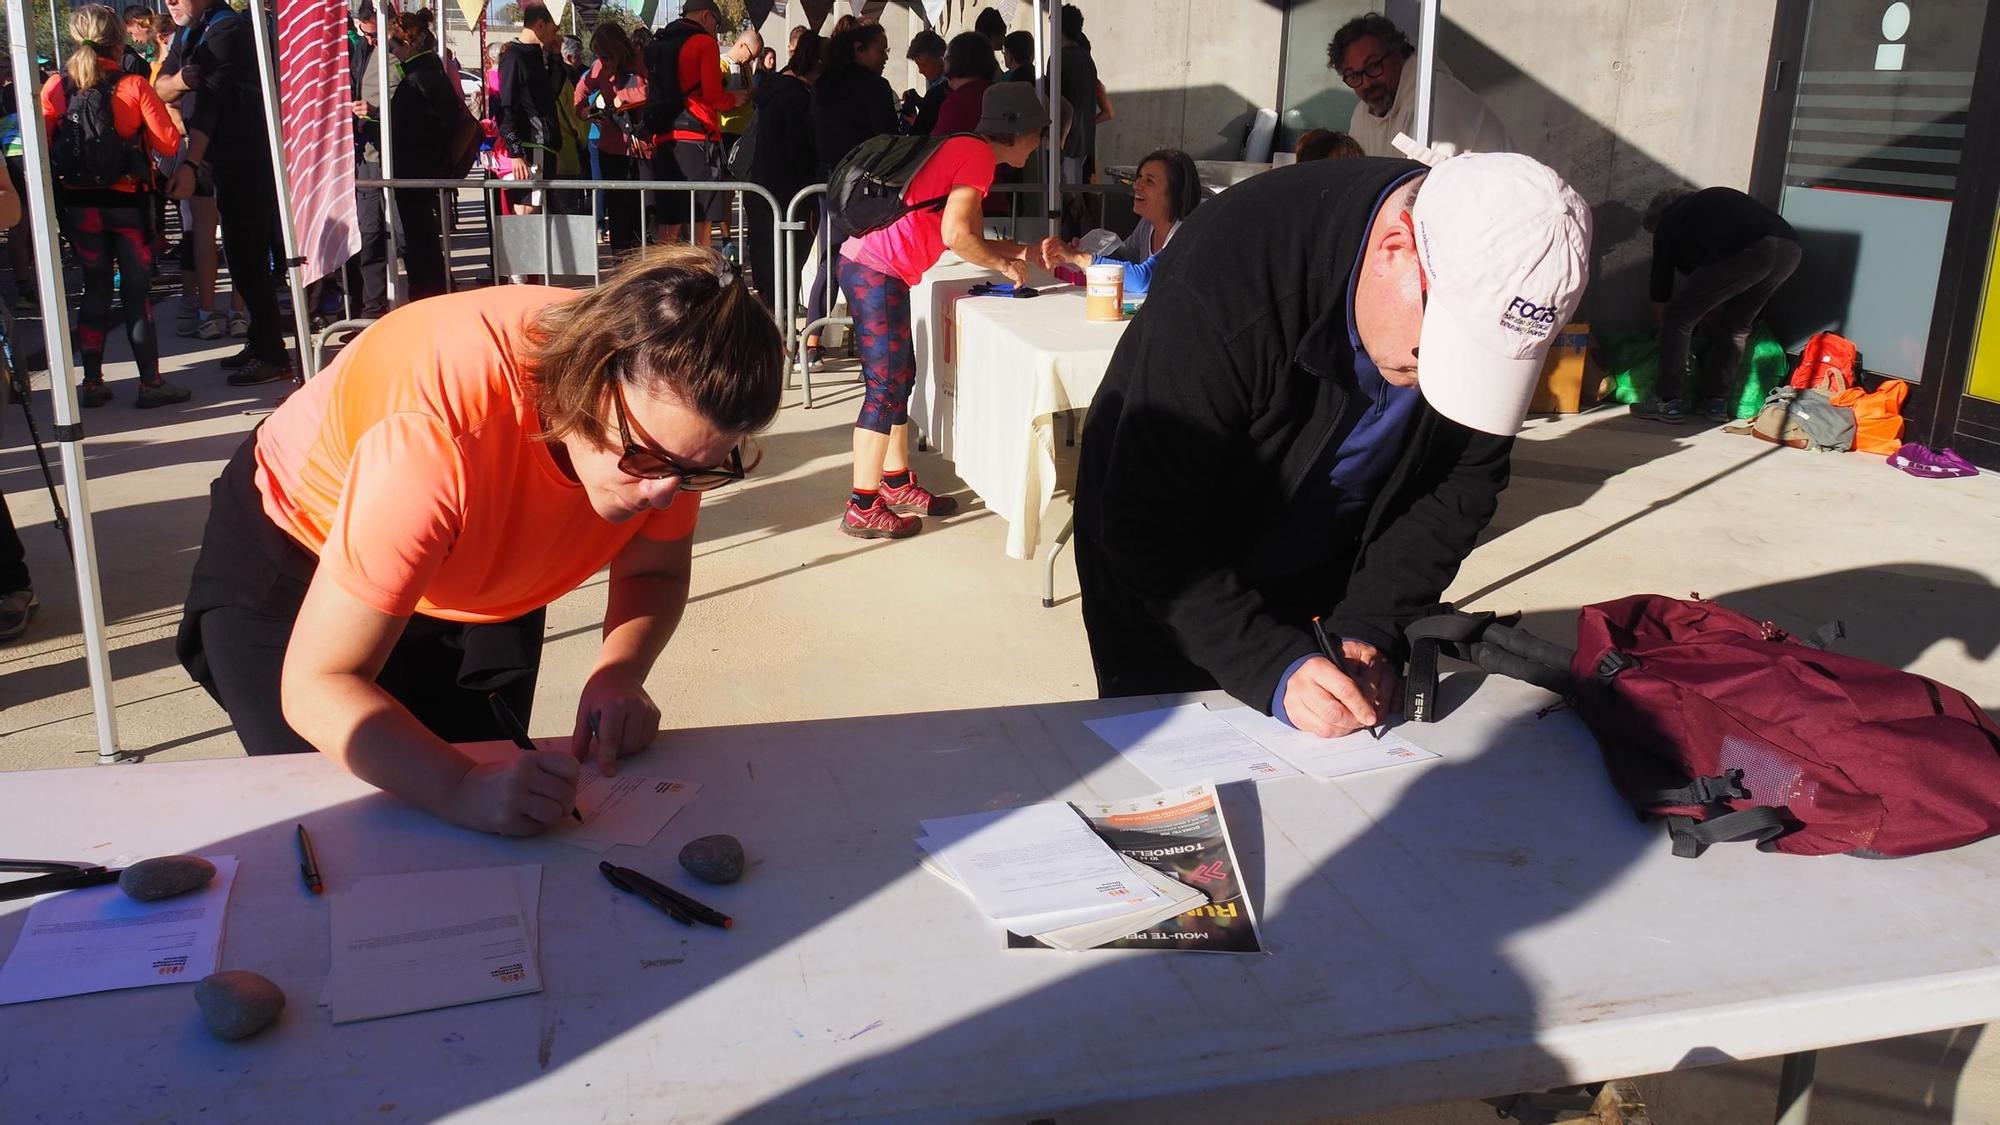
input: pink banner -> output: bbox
[277,0,359,285]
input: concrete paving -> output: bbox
[3,309,1999,1122]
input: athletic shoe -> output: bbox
[839,498,920,539]
[226,356,292,386]
[1890,443,1979,479]
[228,314,249,338]
[1630,399,1686,424]
[878,472,960,517]
[77,382,113,408]
[192,314,224,340]
[219,346,257,370]
[0,589,37,642]
[1704,397,1732,423]
[134,381,193,409]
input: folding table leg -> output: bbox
[1775,1049,1817,1125]
[1043,517,1076,608]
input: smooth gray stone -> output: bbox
[195,970,285,1041]
[119,855,217,902]
[678,834,745,885]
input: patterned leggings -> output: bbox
[839,258,916,435]
[61,204,159,385]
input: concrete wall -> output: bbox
[1081,0,1286,170]
[1440,0,1781,327]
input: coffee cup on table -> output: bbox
[1085,263,1125,322]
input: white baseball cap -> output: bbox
[1394,136,1592,435]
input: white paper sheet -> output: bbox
[918,804,1161,921]
[0,855,239,1006]
[1211,706,1441,779]
[1084,704,1302,788]
[325,865,543,1024]
[456,738,701,852]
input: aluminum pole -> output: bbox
[7,0,125,763]
[375,0,398,306]
[246,0,319,376]
[1414,0,1437,148]
[1043,0,1058,237]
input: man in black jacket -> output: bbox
[1075,150,1591,738]
[496,3,562,216]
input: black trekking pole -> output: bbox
[0,319,75,560]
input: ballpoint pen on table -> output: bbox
[487,693,586,822]
[296,824,323,895]
[600,861,693,926]
[1311,616,1386,740]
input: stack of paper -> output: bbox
[322,864,543,1024]
[1086,702,1439,786]
[0,855,240,1006]
[916,803,1204,952]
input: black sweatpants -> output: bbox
[0,488,26,594]
[1658,235,1803,404]
[395,187,449,301]
[342,158,390,318]
[176,435,545,755]
[212,154,289,365]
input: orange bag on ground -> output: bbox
[1831,378,1909,456]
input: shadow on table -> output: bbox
[724,670,1656,1120]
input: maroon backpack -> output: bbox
[1406,595,2000,858]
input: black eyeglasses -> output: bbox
[1340,52,1389,89]
[609,381,746,490]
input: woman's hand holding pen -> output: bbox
[449,753,581,836]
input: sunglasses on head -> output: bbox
[608,380,746,491]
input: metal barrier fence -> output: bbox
[342,175,796,378]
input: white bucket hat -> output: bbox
[1395,135,1593,436]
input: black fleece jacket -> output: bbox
[1074,157,1514,712]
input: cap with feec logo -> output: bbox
[1395,135,1592,436]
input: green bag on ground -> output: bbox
[1600,322,1788,421]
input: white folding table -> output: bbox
[3,676,1995,1123]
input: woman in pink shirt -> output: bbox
[835,83,1063,539]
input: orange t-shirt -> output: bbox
[254,286,700,624]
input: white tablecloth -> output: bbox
[948,288,1129,559]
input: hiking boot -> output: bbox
[840,498,920,540]
[1630,399,1686,424]
[226,355,292,386]
[77,382,113,407]
[0,589,37,642]
[878,472,960,517]
[135,380,193,409]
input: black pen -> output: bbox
[600,861,693,926]
[296,824,323,895]
[617,865,734,930]
[1311,616,1385,740]
[488,693,585,822]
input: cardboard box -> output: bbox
[1528,323,1603,414]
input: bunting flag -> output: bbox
[546,0,569,24]
[453,0,484,34]
[276,0,359,284]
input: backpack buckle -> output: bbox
[1595,650,1638,681]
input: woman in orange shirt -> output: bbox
[177,248,785,835]
[41,4,185,407]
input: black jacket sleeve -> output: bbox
[867,76,900,141]
[1650,219,1676,304]
[1326,417,1512,661]
[1085,283,1323,711]
[183,13,255,145]
[496,45,533,153]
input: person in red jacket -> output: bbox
[42,4,187,408]
[641,0,743,247]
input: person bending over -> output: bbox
[835,83,1065,540]
[1075,152,1589,738]
[178,248,784,835]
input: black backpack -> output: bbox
[826,133,965,237]
[51,75,148,189]
[639,19,705,143]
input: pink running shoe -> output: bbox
[841,499,921,539]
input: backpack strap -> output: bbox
[1665,807,1788,858]
[1641,769,1750,808]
